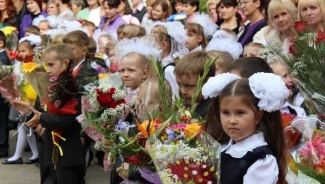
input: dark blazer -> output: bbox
[74,61,98,94]
[133,6,146,23]
[40,97,85,168]
[0,50,11,109]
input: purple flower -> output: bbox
[50,76,57,82]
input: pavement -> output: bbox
[0,130,111,184]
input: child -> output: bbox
[174,50,215,118]
[181,0,199,23]
[0,31,11,159]
[228,57,273,78]
[185,13,217,52]
[25,26,40,36]
[167,0,186,22]
[116,37,160,103]
[12,43,86,183]
[62,30,98,92]
[120,24,146,39]
[208,50,234,75]
[203,72,288,184]
[3,35,42,164]
[82,21,96,37]
[243,42,264,57]
[151,21,188,97]
[97,34,115,63]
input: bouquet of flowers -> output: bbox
[143,109,221,184]
[1,26,19,61]
[0,62,19,100]
[21,46,50,100]
[285,115,325,184]
[272,21,325,115]
[77,75,129,167]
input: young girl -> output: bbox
[2,35,41,165]
[33,15,59,36]
[116,37,160,103]
[203,72,288,184]
[150,21,188,97]
[12,43,85,183]
[243,42,264,58]
[185,13,217,52]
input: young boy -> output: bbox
[175,50,215,119]
[25,25,40,36]
[207,50,234,75]
[228,57,273,78]
[0,31,11,158]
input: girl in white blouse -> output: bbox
[203,73,288,184]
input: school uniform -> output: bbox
[132,3,146,23]
[0,49,11,157]
[221,132,278,184]
[195,97,215,120]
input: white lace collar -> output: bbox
[162,54,174,66]
[191,45,202,52]
[221,132,267,158]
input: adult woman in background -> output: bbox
[237,0,267,47]
[118,0,140,25]
[298,0,325,32]
[151,0,170,22]
[71,0,85,16]
[216,0,241,34]
[0,0,16,28]
[253,0,297,54]
[206,0,219,23]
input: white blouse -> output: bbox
[221,132,279,184]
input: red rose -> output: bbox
[109,88,116,94]
[316,31,325,43]
[289,44,297,55]
[97,92,113,108]
[109,64,119,73]
[295,21,307,33]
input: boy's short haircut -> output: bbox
[244,42,265,49]
[122,24,146,39]
[208,50,233,71]
[43,43,75,65]
[181,0,199,11]
[26,26,40,35]
[52,34,65,44]
[63,30,89,47]
[82,21,96,32]
[228,57,273,78]
[0,31,6,46]
[175,50,215,78]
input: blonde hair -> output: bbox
[151,24,171,52]
[121,52,157,79]
[98,34,115,49]
[268,0,297,22]
[206,0,219,8]
[175,51,215,77]
[52,34,65,44]
[208,50,233,72]
[298,0,325,21]
[43,43,75,65]
[122,24,146,39]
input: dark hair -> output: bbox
[0,31,6,46]
[61,0,70,4]
[216,0,237,9]
[63,30,90,47]
[170,0,181,14]
[181,0,199,12]
[104,0,121,8]
[205,79,287,184]
[228,57,273,78]
[120,0,133,14]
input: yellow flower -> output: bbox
[43,63,47,71]
[98,73,107,79]
[184,123,202,138]
[21,82,37,105]
[1,26,16,36]
[22,62,37,73]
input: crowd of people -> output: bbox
[0,0,323,183]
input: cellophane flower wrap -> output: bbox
[20,46,50,100]
[77,74,128,169]
[145,111,221,184]
[1,26,19,61]
[285,115,325,183]
[0,62,19,101]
